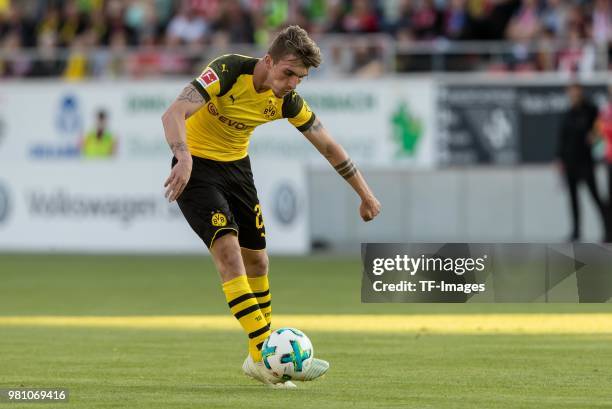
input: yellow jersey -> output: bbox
[187,54,316,162]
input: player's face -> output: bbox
[265,54,309,98]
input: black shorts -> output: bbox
[172,155,266,250]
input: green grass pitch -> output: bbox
[1,254,612,409]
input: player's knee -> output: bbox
[212,235,244,275]
[217,251,244,276]
[247,253,269,276]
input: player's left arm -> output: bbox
[302,118,381,222]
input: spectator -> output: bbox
[1,4,36,47]
[505,0,541,42]
[411,0,441,40]
[391,0,415,37]
[85,7,110,46]
[57,0,88,47]
[0,29,31,77]
[505,0,542,70]
[556,83,607,242]
[342,0,380,33]
[211,0,255,45]
[540,0,569,37]
[105,30,128,77]
[106,0,136,46]
[590,0,611,47]
[124,0,159,45]
[535,27,556,71]
[36,6,61,42]
[63,35,89,81]
[29,31,64,77]
[323,0,346,33]
[165,0,208,46]
[442,0,471,40]
[190,0,221,22]
[558,25,595,75]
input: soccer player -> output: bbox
[161,25,381,387]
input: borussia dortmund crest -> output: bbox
[211,212,227,227]
[263,99,277,120]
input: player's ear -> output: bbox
[264,54,274,69]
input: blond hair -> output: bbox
[268,25,322,68]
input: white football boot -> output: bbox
[242,355,297,388]
[291,358,330,381]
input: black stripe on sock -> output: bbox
[234,304,261,320]
[248,324,270,339]
[258,301,271,309]
[228,293,255,308]
[253,289,269,298]
[256,342,263,351]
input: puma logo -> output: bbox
[229,94,236,104]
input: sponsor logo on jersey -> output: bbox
[211,212,227,227]
[206,103,250,130]
[197,68,219,88]
[207,102,219,116]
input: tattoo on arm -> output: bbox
[170,142,189,155]
[334,158,358,180]
[177,85,204,104]
[307,118,324,134]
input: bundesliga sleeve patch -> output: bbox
[196,67,219,88]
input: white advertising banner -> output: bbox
[0,77,435,253]
[0,78,436,167]
[250,78,437,168]
[0,161,308,254]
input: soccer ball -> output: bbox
[261,328,314,381]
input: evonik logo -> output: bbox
[206,102,250,130]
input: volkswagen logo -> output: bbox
[273,183,298,225]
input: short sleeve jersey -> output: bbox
[187,54,316,161]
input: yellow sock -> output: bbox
[248,275,272,327]
[222,275,270,361]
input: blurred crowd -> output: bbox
[0,0,610,78]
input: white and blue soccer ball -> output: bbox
[261,328,314,381]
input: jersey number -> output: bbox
[254,204,264,229]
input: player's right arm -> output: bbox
[161,84,206,202]
[161,58,231,201]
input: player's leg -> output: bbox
[209,234,286,386]
[582,163,607,240]
[173,156,270,361]
[563,166,580,240]
[209,233,270,362]
[225,156,271,326]
[242,248,272,327]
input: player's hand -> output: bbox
[360,194,381,222]
[164,157,192,202]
